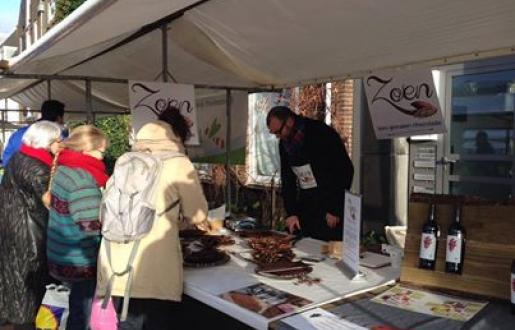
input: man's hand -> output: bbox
[326,213,341,228]
[285,215,301,234]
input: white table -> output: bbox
[184,237,399,330]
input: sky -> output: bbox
[0,0,21,42]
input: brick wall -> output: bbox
[331,80,354,157]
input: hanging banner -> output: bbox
[128,81,200,145]
[364,68,446,139]
[187,91,248,164]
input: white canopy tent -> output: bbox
[1,0,515,112]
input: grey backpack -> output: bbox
[99,151,183,320]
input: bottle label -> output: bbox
[511,273,515,304]
[420,233,436,260]
[446,234,462,263]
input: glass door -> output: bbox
[441,65,515,199]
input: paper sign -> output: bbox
[364,68,446,139]
[128,81,200,145]
[291,164,318,189]
[342,191,362,278]
[371,285,488,321]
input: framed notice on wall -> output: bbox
[128,81,200,145]
[364,68,446,139]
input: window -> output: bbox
[48,0,57,22]
[447,68,515,198]
[246,92,291,185]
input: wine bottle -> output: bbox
[419,203,439,270]
[445,204,466,274]
[511,259,515,314]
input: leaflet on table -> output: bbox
[219,283,312,318]
[371,285,488,321]
[282,307,367,330]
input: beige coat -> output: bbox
[96,120,208,301]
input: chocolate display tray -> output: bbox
[183,251,231,268]
[237,230,290,239]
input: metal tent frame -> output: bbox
[0,6,279,212]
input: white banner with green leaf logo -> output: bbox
[188,91,248,164]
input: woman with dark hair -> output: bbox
[157,106,192,143]
[96,106,208,329]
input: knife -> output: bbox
[228,251,257,264]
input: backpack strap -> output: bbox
[102,239,141,321]
[158,199,180,217]
[155,151,185,162]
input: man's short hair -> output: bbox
[266,106,295,126]
[41,100,65,122]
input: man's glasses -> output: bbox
[269,120,287,136]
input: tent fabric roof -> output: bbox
[1,0,515,112]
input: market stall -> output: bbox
[0,1,514,328]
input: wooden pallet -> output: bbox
[401,194,515,300]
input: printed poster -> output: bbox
[371,285,487,321]
[128,81,200,145]
[220,283,312,318]
[364,68,446,139]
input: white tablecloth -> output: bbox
[184,237,399,330]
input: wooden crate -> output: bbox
[401,194,515,300]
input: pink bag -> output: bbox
[90,297,118,330]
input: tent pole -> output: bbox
[47,80,52,99]
[225,88,232,216]
[161,24,168,83]
[2,99,7,143]
[85,79,93,123]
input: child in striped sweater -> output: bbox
[47,125,109,330]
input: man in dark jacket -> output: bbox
[2,99,65,166]
[267,106,354,241]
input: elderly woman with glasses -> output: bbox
[0,120,63,327]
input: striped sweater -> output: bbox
[47,166,102,281]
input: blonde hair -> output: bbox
[64,125,108,152]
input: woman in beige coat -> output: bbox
[96,107,208,329]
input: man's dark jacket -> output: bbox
[279,117,354,241]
